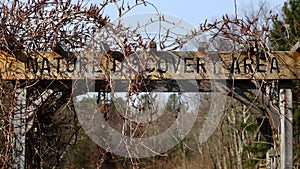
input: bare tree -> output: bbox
[1,0,295,168]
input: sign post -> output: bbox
[279,88,293,169]
[13,87,26,169]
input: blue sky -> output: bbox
[98,0,287,26]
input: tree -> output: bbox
[0,0,150,168]
[270,0,300,163]
[1,0,297,168]
[270,0,300,50]
[193,2,291,167]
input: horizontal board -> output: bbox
[0,51,299,80]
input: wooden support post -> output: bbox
[279,88,293,169]
[13,88,26,169]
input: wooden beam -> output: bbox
[279,88,293,169]
[1,51,300,80]
[13,87,26,169]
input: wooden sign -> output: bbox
[1,50,299,80]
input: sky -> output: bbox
[98,0,288,27]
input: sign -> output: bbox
[1,51,299,80]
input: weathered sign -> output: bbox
[0,50,299,80]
